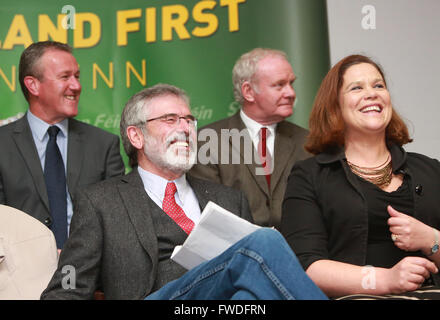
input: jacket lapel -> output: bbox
[228,113,270,196]
[187,175,210,211]
[117,170,159,266]
[11,116,50,211]
[66,119,84,198]
[270,121,296,191]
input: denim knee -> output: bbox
[245,228,288,252]
[248,228,283,243]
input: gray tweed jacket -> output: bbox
[41,169,252,299]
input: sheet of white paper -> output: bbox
[171,201,261,270]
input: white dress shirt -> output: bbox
[240,109,277,161]
[137,166,202,225]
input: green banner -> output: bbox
[0,0,329,167]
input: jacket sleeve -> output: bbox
[281,160,329,271]
[41,189,103,300]
[0,171,4,205]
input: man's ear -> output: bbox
[126,126,144,151]
[23,76,40,97]
[241,81,256,103]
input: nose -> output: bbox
[69,76,82,92]
[177,117,191,134]
[364,85,377,99]
[283,84,296,101]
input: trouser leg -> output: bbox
[146,228,327,300]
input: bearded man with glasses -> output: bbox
[41,84,326,300]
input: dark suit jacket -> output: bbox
[0,115,125,227]
[190,112,310,229]
[41,170,252,300]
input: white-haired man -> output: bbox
[190,48,310,229]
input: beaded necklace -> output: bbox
[347,155,392,188]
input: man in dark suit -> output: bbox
[41,84,327,300]
[190,48,311,229]
[0,41,125,249]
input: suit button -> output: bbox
[44,217,52,226]
[415,185,423,195]
[266,200,270,206]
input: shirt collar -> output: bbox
[27,110,68,141]
[239,109,277,140]
[137,166,189,204]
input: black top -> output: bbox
[281,144,440,287]
[355,174,423,268]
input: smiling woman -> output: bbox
[305,54,411,156]
[338,63,392,142]
[281,54,440,299]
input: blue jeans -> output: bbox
[146,228,327,300]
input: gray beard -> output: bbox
[143,131,196,175]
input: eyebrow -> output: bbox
[57,69,80,76]
[345,78,384,89]
[275,76,297,85]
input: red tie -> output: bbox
[258,127,272,188]
[162,182,194,234]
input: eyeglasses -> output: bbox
[145,113,197,127]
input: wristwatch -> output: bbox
[427,229,439,256]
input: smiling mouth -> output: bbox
[65,95,77,101]
[172,141,189,148]
[360,104,382,113]
[168,139,192,151]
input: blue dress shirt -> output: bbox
[26,111,73,234]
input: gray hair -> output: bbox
[120,83,190,168]
[232,48,288,105]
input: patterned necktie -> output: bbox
[258,127,272,188]
[44,126,68,249]
[162,182,194,235]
